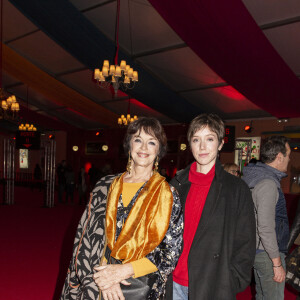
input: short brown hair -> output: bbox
[260,136,289,164]
[187,113,225,145]
[223,163,239,172]
[123,117,167,160]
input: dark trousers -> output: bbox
[58,184,65,203]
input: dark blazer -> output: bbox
[166,160,256,300]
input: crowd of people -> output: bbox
[56,161,112,205]
[59,113,296,300]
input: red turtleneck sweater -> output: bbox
[173,162,215,286]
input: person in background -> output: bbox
[88,163,99,191]
[60,117,183,300]
[65,165,75,204]
[243,136,291,300]
[160,167,171,182]
[57,160,67,203]
[167,113,256,300]
[223,163,240,177]
[78,166,88,205]
[33,163,43,191]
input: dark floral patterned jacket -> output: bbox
[60,174,183,300]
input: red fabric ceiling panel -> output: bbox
[149,0,300,118]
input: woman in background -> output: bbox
[223,163,240,177]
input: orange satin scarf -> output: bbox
[105,172,173,263]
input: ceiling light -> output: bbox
[0,89,20,120]
[19,123,37,131]
[0,3,20,121]
[93,0,138,95]
[180,143,187,151]
[118,98,138,126]
[277,118,288,123]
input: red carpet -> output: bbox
[0,187,298,299]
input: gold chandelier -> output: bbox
[0,0,20,121]
[94,0,138,95]
[94,59,138,94]
[0,89,20,120]
[19,123,37,131]
[118,113,138,126]
[18,86,36,131]
[117,98,138,126]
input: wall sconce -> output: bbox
[180,143,187,151]
[277,119,288,123]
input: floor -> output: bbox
[0,186,298,300]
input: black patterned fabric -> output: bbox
[286,246,300,291]
[60,174,183,300]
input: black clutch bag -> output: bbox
[100,247,155,300]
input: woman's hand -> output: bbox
[93,263,134,290]
[101,283,125,300]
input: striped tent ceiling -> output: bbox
[1,0,300,132]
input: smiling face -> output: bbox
[130,129,160,171]
[190,126,224,174]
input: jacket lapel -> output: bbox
[172,164,191,209]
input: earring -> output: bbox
[127,151,132,174]
[154,157,159,172]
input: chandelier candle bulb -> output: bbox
[115,66,121,77]
[124,75,130,84]
[103,60,109,68]
[120,60,126,70]
[109,65,116,75]
[133,71,138,81]
[100,73,106,82]
[128,68,133,78]
[2,100,7,110]
[125,65,130,75]
[7,97,12,105]
[11,95,16,103]
[102,66,109,77]
[94,69,101,80]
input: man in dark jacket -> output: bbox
[167,113,256,300]
[243,136,291,300]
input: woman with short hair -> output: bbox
[167,113,256,300]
